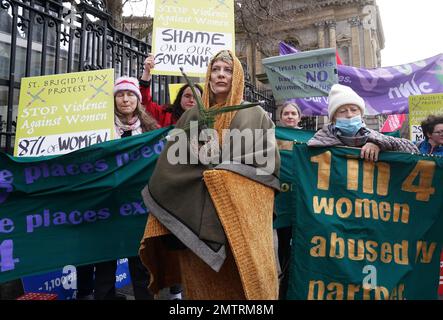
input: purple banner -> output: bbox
[279,42,443,116]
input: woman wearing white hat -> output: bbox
[307,84,418,159]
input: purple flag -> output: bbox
[279,41,299,55]
[279,42,443,116]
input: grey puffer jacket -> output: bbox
[307,124,419,153]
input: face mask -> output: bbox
[335,115,363,136]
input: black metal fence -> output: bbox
[0,0,276,154]
[243,69,276,120]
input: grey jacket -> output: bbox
[307,124,419,153]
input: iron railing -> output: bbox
[0,0,276,154]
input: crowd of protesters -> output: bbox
[2,49,442,301]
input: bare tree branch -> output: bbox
[235,0,317,56]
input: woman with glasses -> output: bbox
[417,115,443,155]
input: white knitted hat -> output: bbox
[114,76,142,101]
[328,84,365,119]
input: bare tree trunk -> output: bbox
[105,0,124,28]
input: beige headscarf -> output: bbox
[202,50,244,143]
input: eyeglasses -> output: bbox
[432,131,443,136]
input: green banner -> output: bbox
[274,127,314,229]
[287,144,443,300]
[0,127,169,283]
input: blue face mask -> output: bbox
[335,116,363,136]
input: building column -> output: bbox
[326,20,337,48]
[314,21,326,48]
[348,16,361,67]
[363,28,375,68]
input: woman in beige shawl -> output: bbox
[139,50,280,300]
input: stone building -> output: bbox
[235,0,385,129]
[123,0,386,129]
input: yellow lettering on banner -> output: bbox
[308,280,325,300]
[329,232,345,259]
[390,284,404,300]
[362,162,390,196]
[310,236,326,257]
[362,287,371,300]
[313,196,410,224]
[347,284,360,300]
[326,282,344,300]
[365,241,378,262]
[336,197,352,218]
[375,162,390,196]
[363,161,375,194]
[389,284,405,300]
[401,160,436,201]
[393,241,409,265]
[380,242,393,263]
[390,286,398,300]
[311,151,331,190]
[308,280,405,300]
[392,203,410,223]
[311,232,408,265]
[348,239,365,261]
[379,202,391,221]
[355,198,379,220]
[375,286,390,300]
[398,284,405,300]
[347,159,359,191]
[313,196,334,215]
[415,241,437,263]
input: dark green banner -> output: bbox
[274,127,315,229]
[0,127,169,283]
[287,144,443,300]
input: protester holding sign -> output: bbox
[140,55,203,127]
[307,84,418,159]
[77,77,158,300]
[139,50,280,299]
[417,115,443,156]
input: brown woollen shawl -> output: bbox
[139,50,280,299]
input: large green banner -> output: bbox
[0,127,169,283]
[287,144,443,300]
[274,127,314,229]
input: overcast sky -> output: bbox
[377,0,443,67]
[123,0,443,67]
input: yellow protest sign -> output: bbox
[14,69,115,157]
[152,0,235,77]
[168,82,205,104]
[409,93,443,141]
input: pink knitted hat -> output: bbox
[114,76,142,101]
